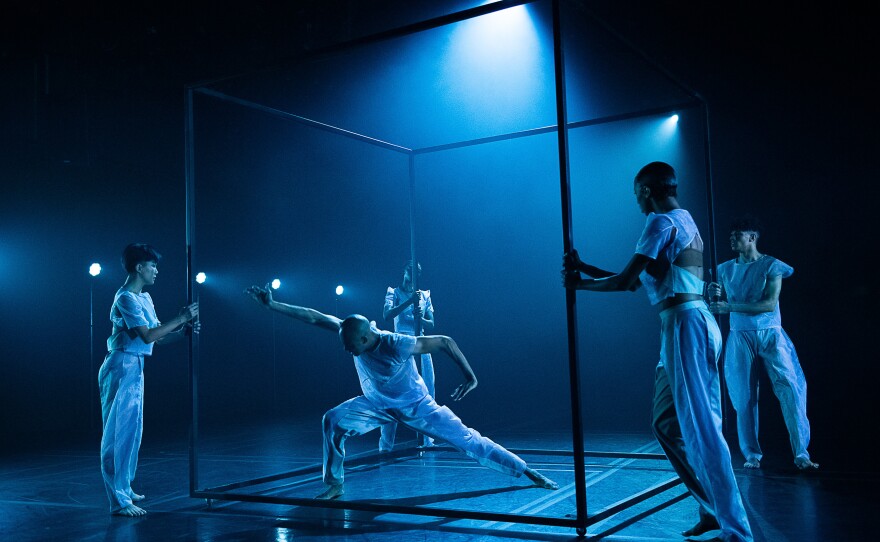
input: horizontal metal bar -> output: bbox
[412,125,558,155]
[589,489,691,537]
[186,0,540,90]
[586,477,682,525]
[567,100,701,131]
[506,448,668,460]
[202,446,417,493]
[202,445,670,494]
[193,87,413,154]
[411,100,702,155]
[193,489,579,528]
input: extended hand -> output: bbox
[451,377,477,401]
[562,249,583,273]
[187,320,202,335]
[561,269,581,289]
[411,291,423,319]
[709,301,730,315]
[179,302,199,322]
[245,284,273,307]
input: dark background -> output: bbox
[1,1,875,473]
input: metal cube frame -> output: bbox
[184,0,719,536]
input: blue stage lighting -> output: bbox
[89,263,102,277]
[271,279,281,290]
[657,114,680,139]
[442,4,541,125]
[195,272,206,284]
[335,285,344,296]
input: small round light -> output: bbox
[195,272,206,284]
[89,263,102,277]
[271,279,281,290]
[335,285,344,296]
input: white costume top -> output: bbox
[354,330,429,409]
[384,287,433,336]
[106,288,160,355]
[717,256,793,331]
[635,209,705,306]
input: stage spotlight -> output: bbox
[335,285,344,296]
[658,113,680,139]
[195,272,206,284]
[89,263,102,277]
[271,279,281,290]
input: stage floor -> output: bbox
[0,423,874,541]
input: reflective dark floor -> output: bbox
[1,424,875,542]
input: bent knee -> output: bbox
[322,410,342,432]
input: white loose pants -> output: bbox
[98,351,144,512]
[659,301,753,542]
[323,393,526,486]
[379,353,435,451]
[724,327,811,464]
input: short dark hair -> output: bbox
[635,161,678,198]
[121,243,162,274]
[730,215,762,237]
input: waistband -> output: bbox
[107,350,145,358]
[659,299,707,319]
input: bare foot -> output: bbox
[113,505,147,517]
[682,515,720,537]
[743,459,760,469]
[315,484,344,500]
[130,492,145,501]
[795,458,819,470]
[524,468,559,490]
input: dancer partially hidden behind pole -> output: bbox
[708,216,818,471]
[100,243,199,517]
[244,283,558,500]
[381,261,435,450]
[562,162,753,542]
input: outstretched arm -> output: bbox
[245,284,341,331]
[413,335,477,401]
[563,253,650,292]
[710,275,782,315]
[563,249,617,278]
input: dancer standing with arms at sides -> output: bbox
[708,216,818,471]
[381,261,435,450]
[562,162,753,542]
[99,243,199,517]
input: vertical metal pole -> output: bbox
[90,279,95,432]
[185,87,199,493]
[408,153,419,333]
[552,0,587,534]
[701,102,730,432]
[408,152,430,448]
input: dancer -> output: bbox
[99,243,199,517]
[708,216,818,470]
[245,283,558,500]
[381,261,435,450]
[562,162,752,542]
